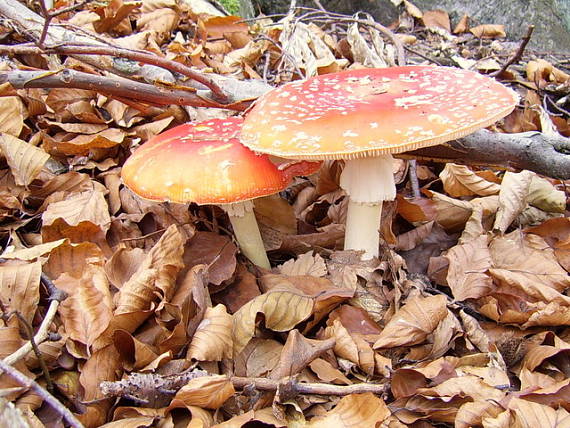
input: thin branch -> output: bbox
[0,358,85,428]
[10,311,54,392]
[0,69,250,111]
[231,376,387,396]
[491,25,535,78]
[0,43,229,101]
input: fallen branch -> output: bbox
[0,0,229,101]
[0,69,251,110]
[232,376,387,396]
[404,129,570,179]
[0,358,84,428]
[99,369,387,408]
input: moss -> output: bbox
[219,0,241,15]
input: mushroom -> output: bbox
[121,117,321,269]
[241,66,518,259]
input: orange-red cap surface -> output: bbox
[121,117,320,204]
[241,66,519,160]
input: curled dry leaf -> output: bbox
[234,338,283,377]
[347,21,389,69]
[1,238,66,261]
[115,225,185,315]
[187,304,233,361]
[373,294,448,349]
[325,319,376,375]
[0,97,25,136]
[527,59,570,85]
[509,397,570,427]
[470,24,506,38]
[232,287,314,355]
[43,128,126,156]
[527,175,566,213]
[526,217,570,270]
[489,231,570,297]
[440,163,500,197]
[404,0,423,19]
[113,330,160,371]
[453,14,470,34]
[55,264,113,349]
[424,190,473,232]
[42,189,112,233]
[0,133,50,186]
[445,235,494,301]
[279,251,327,277]
[169,375,234,410]
[0,260,41,324]
[422,9,451,33]
[45,241,105,280]
[307,393,390,427]
[494,170,534,233]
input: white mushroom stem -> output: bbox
[220,200,271,269]
[340,154,396,259]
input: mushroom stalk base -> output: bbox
[222,201,271,269]
[340,155,396,260]
[344,201,382,259]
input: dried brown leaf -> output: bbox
[45,241,105,280]
[0,133,49,186]
[373,295,448,349]
[494,171,533,233]
[325,319,375,375]
[509,397,570,427]
[187,304,233,361]
[42,189,112,232]
[445,235,494,301]
[453,14,470,33]
[307,393,390,427]
[425,190,473,232]
[470,24,506,38]
[527,175,566,213]
[279,251,327,277]
[232,288,314,355]
[0,260,41,324]
[0,97,25,137]
[55,264,113,348]
[440,164,500,197]
[170,375,234,410]
[422,9,451,32]
[115,225,185,315]
[43,128,126,156]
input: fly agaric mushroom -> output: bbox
[241,66,518,259]
[121,117,321,269]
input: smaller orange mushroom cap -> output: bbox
[241,66,519,160]
[121,117,320,204]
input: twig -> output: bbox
[37,0,96,48]
[0,69,250,111]
[0,43,229,101]
[0,358,84,428]
[3,273,67,366]
[232,376,387,396]
[10,311,54,392]
[491,25,534,78]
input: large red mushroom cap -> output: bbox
[121,117,320,204]
[241,66,519,159]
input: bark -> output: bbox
[403,129,570,179]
